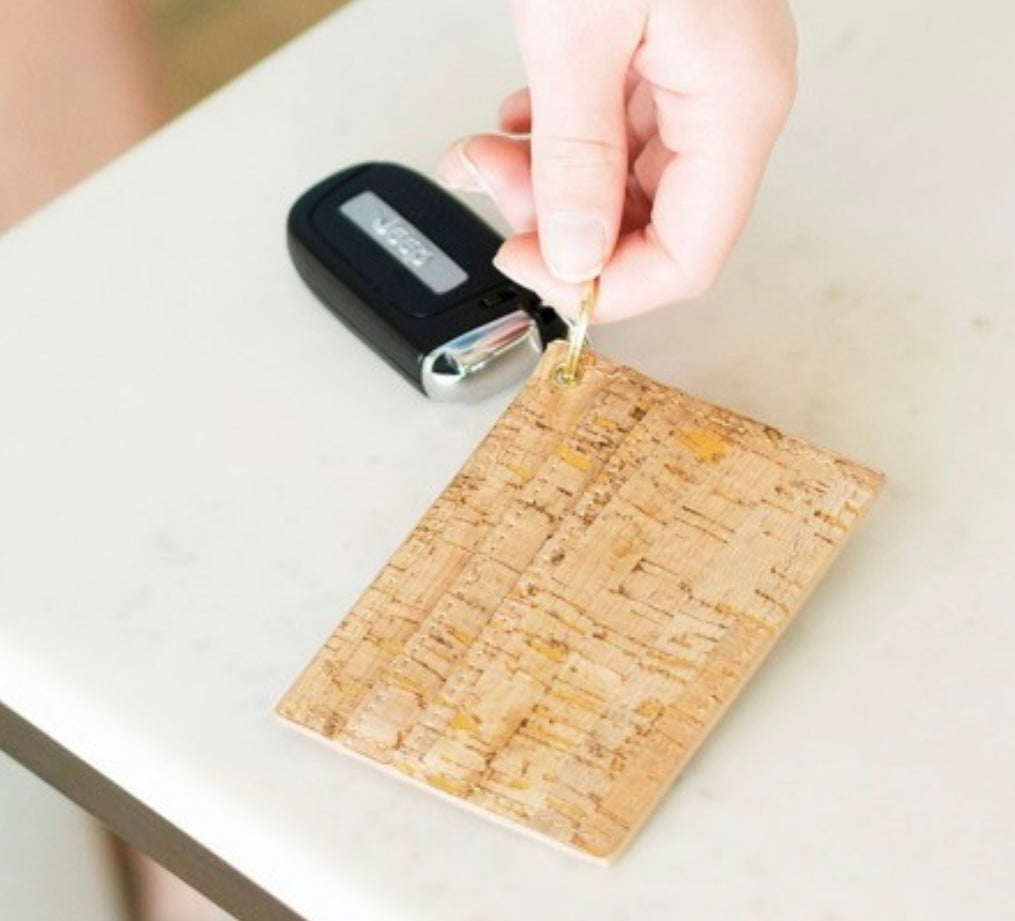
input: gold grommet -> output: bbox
[553,277,599,389]
[553,365,579,389]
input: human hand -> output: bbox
[438,0,797,322]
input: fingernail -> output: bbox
[439,140,495,198]
[542,212,607,283]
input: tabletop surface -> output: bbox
[1,1,1012,919]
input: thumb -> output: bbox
[512,1,644,283]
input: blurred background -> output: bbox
[0,5,345,919]
[146,0,347,114]
[0,0,349,234]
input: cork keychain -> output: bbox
[279,277,883,862]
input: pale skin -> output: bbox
[439,0,798,322]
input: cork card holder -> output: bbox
[278,341,883,861]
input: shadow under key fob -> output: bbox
[287,162,567,400]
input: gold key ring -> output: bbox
[553,277,599,389]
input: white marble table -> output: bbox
[1,0,1013,918]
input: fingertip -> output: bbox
[498,87,532,133]
[542,211,608,284]
[436,138,494,196]
[455,136,537,233]
[491,236,537,289]
[494,235,586,318]
[495,237,656,325]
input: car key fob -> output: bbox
[287,162,567,400]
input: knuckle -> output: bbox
[665,259,720,301]
[681,264,720,300]
[648,228,722,301]
[663,255,720,301]
[541,136,626,171]
[760,58,798,116]
[727,58,797,139]
[537,136,627,193]
[747,34,799,128]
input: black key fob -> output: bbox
[287,162,567,400]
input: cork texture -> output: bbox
[278,342,883,860]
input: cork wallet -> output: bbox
[278,341,883,861]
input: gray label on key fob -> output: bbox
[340,190,468,294]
